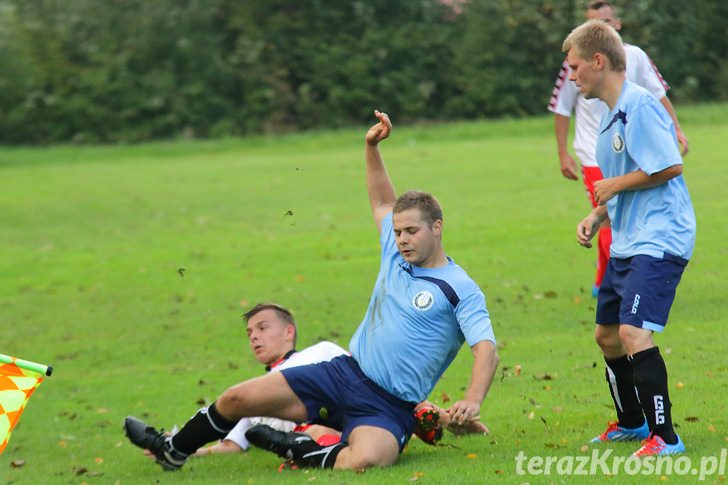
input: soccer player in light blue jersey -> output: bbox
[123,111,499,472]
[563,20,696,457]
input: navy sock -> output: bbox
[604,355,645,428]
[630,346,678,445]
[170,402,238,455]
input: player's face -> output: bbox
[392,208,442,267]
[567,48,600,99]
[586,6,621,31]
[246,309,294,366]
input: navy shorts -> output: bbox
[596,253,688,332]
[280,355,416,452]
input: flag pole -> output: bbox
[0,354,53,376]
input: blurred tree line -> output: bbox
[0,0,725,144]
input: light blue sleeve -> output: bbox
[625,100,682,175]
[455,290,496,347]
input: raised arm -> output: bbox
[446,340,499,426]
[365,110,397,232]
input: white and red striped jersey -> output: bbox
[548,43,669,167]
[224,341,348,450]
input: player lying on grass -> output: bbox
[124,110,498,471]
[186,302,344,456]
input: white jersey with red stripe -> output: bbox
[223,341,348,450]
[548,43,669,167]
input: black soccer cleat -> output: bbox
[245,424,311,459]
[124,416,188,471]
[245,424,344,468]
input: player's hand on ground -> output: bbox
[593,177,619,205]
[446,399,480,426]
[365,110,392,146]
[559,152,579,180]
[577,213,600,248]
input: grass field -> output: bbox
[1,104,727,484]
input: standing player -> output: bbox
[549,1,688,297]
[564,19,695,455]
[123,110,499,471]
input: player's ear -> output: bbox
[285,323,296,342]
[432,219,443,238]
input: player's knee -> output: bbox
[594,326,619,351]
[344,447,396,470]
[618,325,653,354]
[216,387,249,417]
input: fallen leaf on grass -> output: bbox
[440,392,450,404]
[514,364,522,376]
[675,381,685,389]
[10,460,25,468]
[527,411,535,420]
[467,453,477,459]
[708,424,716,432]
[533,373,554,381]
[94,457,104,464]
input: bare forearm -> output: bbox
[554,114,571,155]
[365,143,396,224]
[659,96,682,134]
[464,341,499,405]
[611,165,682,193]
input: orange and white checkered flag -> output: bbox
[0,354,52,454]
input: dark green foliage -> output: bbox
[0,0,724,144]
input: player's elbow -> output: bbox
[663,164,683,178]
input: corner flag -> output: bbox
[0,354,52,454]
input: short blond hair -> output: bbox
[562,19,625,71]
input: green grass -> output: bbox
[1,104,727,484]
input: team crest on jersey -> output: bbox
[612,133,625,153]
[413,291,434,311]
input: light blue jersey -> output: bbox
[349,213,496,403]
[595,81,696,260]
